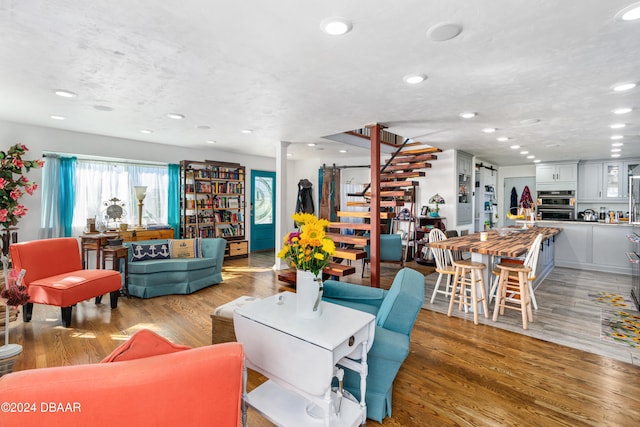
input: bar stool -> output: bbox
[448,260,489,325]
[493,263,533,329]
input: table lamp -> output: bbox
[134,186,147,229]
[429,193,445,217]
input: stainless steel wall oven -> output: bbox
[536,190,576,221]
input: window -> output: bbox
[72,159,169,234]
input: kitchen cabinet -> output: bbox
[474,166,497,232]
[577,159,640,202]
[536,162,577,191]
[456,151,473,226]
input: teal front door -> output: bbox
[250,170,276,252]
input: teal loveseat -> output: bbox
[124,238,226,299]
[322,267,424,423]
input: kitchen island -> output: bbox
[536,220,633,275]
[428,226,562,289]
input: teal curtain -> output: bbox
[60,157,76,237]
[168,163,180,237]
[39,155,76,238]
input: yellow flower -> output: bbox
[314,252,325,261]
[322,238,336,255]
[277,213,336,276]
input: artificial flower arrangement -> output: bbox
[0,143,44,228]
[277,212,336,276]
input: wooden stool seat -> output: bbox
[493,263,533,329]
[448,259,489,325]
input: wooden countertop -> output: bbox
[428,227,562,258]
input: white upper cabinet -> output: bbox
[577,160,639,202]
[536,162,577,191]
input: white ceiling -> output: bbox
[0,0,639,166]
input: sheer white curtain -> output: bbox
[72,160,168,235]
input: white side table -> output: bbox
[234,292,375,427]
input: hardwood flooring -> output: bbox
[5,252,640,426]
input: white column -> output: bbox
[273,141,290,270]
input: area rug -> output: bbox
[590,291,640,350]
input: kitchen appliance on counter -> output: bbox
[579,209,598,222]
[536,190,576,221]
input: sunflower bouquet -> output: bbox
[277,212,336,277]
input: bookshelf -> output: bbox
[179,160,248,258]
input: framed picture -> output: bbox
[421,205,429,216]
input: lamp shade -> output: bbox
[134,186,147,201]
[429,194,445,205]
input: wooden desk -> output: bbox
[102,246,129,298]
[119,228,174,241]
[80,233,119,269]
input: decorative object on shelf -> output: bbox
[277,213,336,318]
[134,186,147,229]
[0,255,26,376]
[0,143,43,256]
[103,197,126,229]
[429,193,445,217]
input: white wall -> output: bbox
[496,164,536,226]
[0,119,277,243]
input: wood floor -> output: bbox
[5,252,640,426]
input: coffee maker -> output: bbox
[599,207,607,220]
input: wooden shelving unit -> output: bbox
[179,160,248,258]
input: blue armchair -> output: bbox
[322,267,425,423]
[362,233,404,277]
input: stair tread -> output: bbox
[337,211,395,219]
[333,248,367,260]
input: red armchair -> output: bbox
[0,330,245,426]
[9,237,122,327]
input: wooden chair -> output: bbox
[448,259,489,325]
[428,229,456,304]
[490,233,543,310]
[493,263,533,329]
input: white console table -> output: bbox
[234,292,376,427]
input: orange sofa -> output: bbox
[0,330,244,426]
[9,237,122,327]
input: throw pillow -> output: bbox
[101,329,191,363]
[169,238,202,259]
[130,242,171,262]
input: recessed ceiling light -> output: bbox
[616,3,640,21]
[50,115,65,120]
[527,155,535,159]
[533,159,541,163]
[613,82,636,92]
[54,90,77,98]
[612,107,633,115]
[307,143,317,147]
[611,135,624,140]
[482,128,496,133]
[611,148,622,153]
[612,153,621,158]
[610,123,626,129]
[519,118,541,125]
[241,129,253,134]
[167,113,185,120]
[520,151,529,155]
[206,140,216,144]
[339,149,347,153]
[459,112,476,119]
[612,142,624,147]
[287,153,293,157]
[403,74,427,84]
[140,129,153,134]
[426,22,463,42]
[93,105,113,111]
[497,137,510,142]
[320,17,353,35]
[510,145,520,149]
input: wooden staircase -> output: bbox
[278,126,441,287]
[326,129,441,284]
